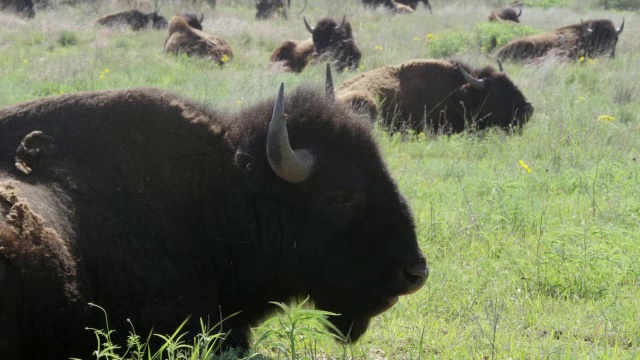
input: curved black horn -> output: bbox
[335,15,346,31]
[199,13,204,23]
[325,63,335,100]
[617,17,624,34]
[497,59,504,72]
[517,7,522,18]
[303,16,314,33]
[459,66,485,90]
[266,83,315,183]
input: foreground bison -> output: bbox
[496,19,624,62]
[0,0,35,18]
[97,9,168,31]
[0,69,428,358]
[336,59,534,134]
[271,16,361,73]
[488,7,522,23]
[164,15,233,65]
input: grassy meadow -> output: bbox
[1,0,640,358]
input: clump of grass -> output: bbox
[57,30,78,47]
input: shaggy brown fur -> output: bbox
[0,0,34,18]
[496,19,623,62]
[0,180,80,358]
[270,38,316,72]
[97,9,168,31]
[488,7,521,23]
[0,83,427,358]
[336,59,534,134]
[164,15,233,65]
[255,0,289,19]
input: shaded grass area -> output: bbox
[1,1,640,358]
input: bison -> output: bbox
[97,9,168,31]
[0,68,428,359]
[336,59,534,134]
[496,19,624,62]
[488,6,522,23]
[255,0,289,19]
[0,0,35,18]
[270,16,361,73]
[363,0,430,12]
[164,15,233,65]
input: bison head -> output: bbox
[180,12,204,30]
[150,12,168,30]
[255,0,288,19]
[581,18,624,58]
[455,63,534,132]
[304,16,361,72]
[233,66,428,342]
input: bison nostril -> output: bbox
[402,263,429,293]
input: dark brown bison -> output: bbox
[271,16,361,73]
[255,0,289,19]
[164,15,233,65]
[396,0,431,12]
[97,10,168,31]
[496,19,624,62]
[0,0,35,18]
[0,69,428,359]
[488,7,522,23]
[336,59,534,134]
[179,11,204,30]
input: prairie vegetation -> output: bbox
[1,0,639,358]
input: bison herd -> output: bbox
[0,0,629,358]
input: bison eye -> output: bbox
[329,189,353,206]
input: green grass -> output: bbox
[2,0,640,358]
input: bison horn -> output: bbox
[325,63,335,100]
[497,59,504,72]
[617,18,624,34]
[303,16,314,34]
[335,15,346,32]
[199,13,204,23]
[517,7,522,18]
[267,83,315,183]
[459,66,485,90]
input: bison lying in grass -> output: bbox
[270,16,361,73]
[488,6,522,23]
[496,19,624,62]
[0,68,428,358]
[97,10,168,31]
[164,15,233,65]
[336,59,534,134]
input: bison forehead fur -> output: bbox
[336,59,533,134]
[164,16,233,65]
[0,85,426,358]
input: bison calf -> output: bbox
[336,59,534,134]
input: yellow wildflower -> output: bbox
[579,56,585,62]
[519,160,531,173]
[597,115,615,122]
[413,37,421,41]
[220,54,229,63]
[575,96,585,103]
[426,33,436,40]
[374,45,384,51]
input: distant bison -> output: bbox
[178,11,204,30]
[164,15,233,65]
[0,0,35,18]
[97,10,168,31]
[271,16,361,73]
[255,0,289,19]
[496,19,624,62]
[336,59,534,134]
[363,0,430,12]
[0,68,428,358]
[489,7,521,23]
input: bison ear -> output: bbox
[234,151,256,173]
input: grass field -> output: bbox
[1,0,640,358]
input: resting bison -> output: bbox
[363,0,430,12]
[0,0,34,18]
[496,19,624,62]
[336,59,534,134]
[270,16,361,73]
[164,15,233,65]
[97,10,168,31]
[0,69,428,359]
[489,7,521,23]
[255,0,289,19]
